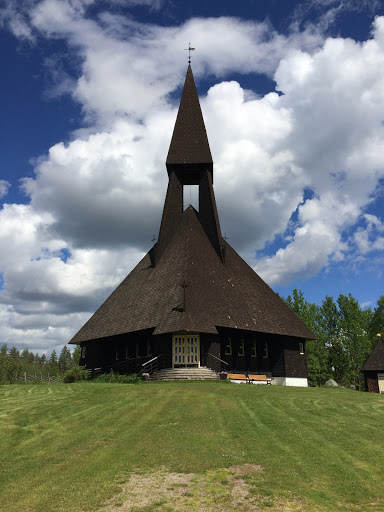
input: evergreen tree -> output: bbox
[0,345,8,384]
[49,350,59,373]
[21,349,30,360]
[72,345,81,366]
[9,346,20,359]
[59,346,72,373]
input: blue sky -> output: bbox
[1,0,384,353]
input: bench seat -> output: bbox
[227,373,272,385]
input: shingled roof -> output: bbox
[69,64,316,346]
[166,64,212,170]
[362,339,384,371]
[70,204,314,344]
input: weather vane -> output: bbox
[184,43,195,64]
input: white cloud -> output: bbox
[255,20,384,284]
[0,180,10,198]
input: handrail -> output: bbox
[88,355,152,378]
[142,354,162,368]
[204,353,228,366]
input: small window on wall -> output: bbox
[251,340,257,358]
[81,346,86,359]
[115,347,120,361]
[299,342,304,355]
[225,338,232,356]
[238,339,245,357]
[263,341,268,359]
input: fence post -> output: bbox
[40,372,43,382]
[24,371,27,383]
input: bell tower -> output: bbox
[156,65,224,263]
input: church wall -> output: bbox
[283,338,308,378]
[201,333,221,372]
[269,337,285,378]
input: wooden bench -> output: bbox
[227,373,272,385]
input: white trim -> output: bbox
[271,377,308,387]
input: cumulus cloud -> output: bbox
[255,19,384,284]
[0,0,384,353]
[0,181,10,198]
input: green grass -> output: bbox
[1,382,384,511]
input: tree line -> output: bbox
[0,344,81,384]
[286,290,384,389]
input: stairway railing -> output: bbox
[141,354,163,375]
[203,353,229,372]
[88,355,153,378]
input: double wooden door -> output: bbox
[172,335,200,368]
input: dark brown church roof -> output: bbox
[362,340,384,371]
[69,64,316,346]
[70,204,314,343]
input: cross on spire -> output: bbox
[184,43,195,64]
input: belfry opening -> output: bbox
[69,63,316,386]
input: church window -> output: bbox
[251,340,257,358]
[299,342,304,355]
[225,338,232,356]
[81,346,86,359]
[238,339,245,357]
[263,341,268,359]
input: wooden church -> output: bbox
[69,64,315,386]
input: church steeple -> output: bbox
[157,65,224,264]
[166,64,213,183]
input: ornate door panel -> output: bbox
[172,335,200,368]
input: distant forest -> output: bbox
[285,290,384,389]
[0,344,80,384]
[1,291,383,388]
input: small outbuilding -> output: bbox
[362,335,384,393]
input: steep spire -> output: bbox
[166,64,213,182]
[157,64,224,264]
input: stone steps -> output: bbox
[151,367,219,381]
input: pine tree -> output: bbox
[72,345,82,366]
[49,350,59,373]
[59,346,72,373]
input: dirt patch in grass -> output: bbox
[103,464,305,512]
[228,463,264,476]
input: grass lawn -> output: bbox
[1,381,383,511]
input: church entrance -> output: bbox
[172,335,200,368]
